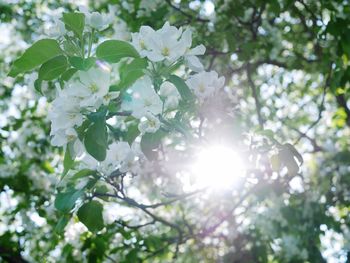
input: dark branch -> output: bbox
[294,67,330,144]
[246,64,264,128]
[165,0,210,23]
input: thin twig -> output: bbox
[165,0,210,23]
[294,67,330,144]
[246,64,264,128]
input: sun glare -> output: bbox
[191,145,246,189]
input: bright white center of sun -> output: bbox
[191,145,245,189]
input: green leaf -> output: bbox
[34,79,42,93]
[96,40,139,63]
[334,150,350,164]
[55,215,70,234]
[77,200,104,232]
[85,178,98,190]
[41,160,54,174]
[117,58,147,90]
[168,75,195,102]
[270,154,281,172]
[125,249,138,262]
[61,68,78,82]
[269,0,281,15]
[124,124,140,145]
[279,145,300,177]
[63,145,75,176]
[87,107,108,123]
[255,129,279,144]
[76,119,91,141]
[38,55,68,80]
[9,39,63,77]
[94,185,110,201]
[283,143,303,165]
[62,12,85,38]
[68,56,96,71]
[71,169,96,181]
[84,118,108,161]
[140,129,166,160]
[55,188,83,213]
[109,84,120,92]
[92,237,107,258]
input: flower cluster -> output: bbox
[49,5,115,38]
[81,141,140,175]
[43,14,226,177]
[79,5,114,31]
[48,67,118,148]
[132,22,206,72]
[186,71,225,101]
[121,76,163,134]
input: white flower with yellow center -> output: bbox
[79,6,113,31]
[121,76,162,118]
[138,113,160,134]
[185,71,225,101]
[48,96,84,147]
[144,22,186,62]
[67,67,111,109]
[50,128,76,147]
[101,141,136,175]
[80,141,138,174]
[180,29,206,72]
[131,26,155,57]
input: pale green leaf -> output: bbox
[9,39,63,77]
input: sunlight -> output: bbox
[191,145,246,189]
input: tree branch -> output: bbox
[246,64,264,128]
[165,0,209,23]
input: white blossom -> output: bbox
[132,23,186,63]
[186,71,225,101]
[48,17,66,38]
[80,141,139,175]
[121,76,162,118]
[48,96,84,147]
[113,19,131,41]
[144,22,186,62]
[138,112,160,134]
[159,81,181,110]
[79,6,113,31]
[132,23,205,68]
[119,150,139,173]
[131,26,155,58]
[66,67,111,109]
[50,127,77,147]
[101,141,137,175]
[180,29,206,72]
[48,67,115,148]
[64,221,87,244]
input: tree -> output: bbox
[0,0,350,262]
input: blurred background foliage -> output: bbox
[1,0,350,262]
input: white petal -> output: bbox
[188,44,206,56]
[186,56,204,72]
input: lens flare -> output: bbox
[96,60,111,72]
[191,145,245,189]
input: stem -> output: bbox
[64,35,81,56]
[88,29,94,57]
[81,35,85,58]
[106,111,132,119]
[246,64,264,128]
